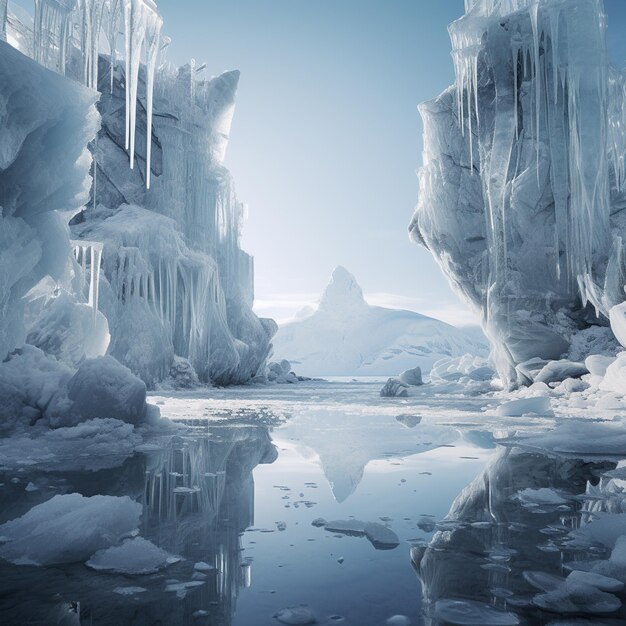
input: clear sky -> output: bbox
[157,1,626,326]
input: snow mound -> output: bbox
[273,267,488,377]
[0,493,141,565]
[86,537,180,574]
[497,396,553,418]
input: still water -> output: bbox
[0,382,624,625]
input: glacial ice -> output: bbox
[0,493,141,565]
[410,0,626,386]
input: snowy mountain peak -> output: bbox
[319,266,367,312]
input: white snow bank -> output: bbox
[496,396,553,418]
[68,356,147,425]
[0,493,141,565]
[86,537,180,574]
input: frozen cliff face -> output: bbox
[273,266,488,377]
[0,38,99,360]
[410,0,626,386]
[71,54,273,386]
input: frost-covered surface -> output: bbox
[273,266,488,377]
[410,0,626,386]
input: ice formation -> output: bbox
[273,266,488,377]
[0,0,273,402]
[410,0,626,385]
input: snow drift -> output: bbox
[410,0,626,386]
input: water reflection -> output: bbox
[413,445,626,625]
[0,423,277,625]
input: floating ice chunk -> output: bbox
[433,599,520,625]
[386,616,411,626]
[273,605,317,625]
[566,571,624,593]
[194,561,215,572]
[399,366,423,386]
[68,355,147,425]
[585,355,616,377]
[0,493,140,565]
[276,521,287,531]
[164,580,205,599]
[380,378,409,398]
[535,360,588,385]
[396,414,422,428]
[113,586,147,595]
[323,519,399,550]
[24,482,38,492]
[417,517,436,533]
[86,537,180,574]
[311,518,327,527]
[496,396,553,417]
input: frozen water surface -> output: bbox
[1,380,626,624]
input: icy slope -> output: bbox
[410,0,626,386]
[272,267,488,377]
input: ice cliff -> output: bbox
[0,0,273,402]
[410,0,626,386]
[272,266,488,377]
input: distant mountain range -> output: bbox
[271,266,488,377]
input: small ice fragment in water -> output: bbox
[276,521,287,531]
[337,556,344,564]
[86,537,180,574]
[24,482,38,492]
[311,518,327,527]
[273,605,316,625]
[113,586,147,595]
[193,610,209,618]
[497,396,553,417]
[194,561,215,572]
[386,616,411,626]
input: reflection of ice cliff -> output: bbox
[277,410,459,502]
[413,446,619,624]
[0,425,278,626]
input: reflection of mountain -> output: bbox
[413,446,616,625]
[277,409,459,502]
[0,425,277,626]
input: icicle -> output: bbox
[144,10,163,189]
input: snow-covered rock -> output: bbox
[67,356,147,425]
[399,366,423,386]
[0,493,141,566]
[410,0,626,386]
[380,378,409,398]
[273,266,488,377]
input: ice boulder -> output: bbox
[163,356,200,389]
[0,345,73,433]
[68,356,147,425]
[26,293,110,368]
[600,355,626,395]
[0,493,141,566]
[399,366,423,386]
[534,360,588,385]
[380,378,409,398]
[585,354,617,377]
[267,360,298,383]
[496,396,553,418]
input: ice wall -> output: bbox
[71,54,273,387]
[0,38,99,360]
[410,0,626,385]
